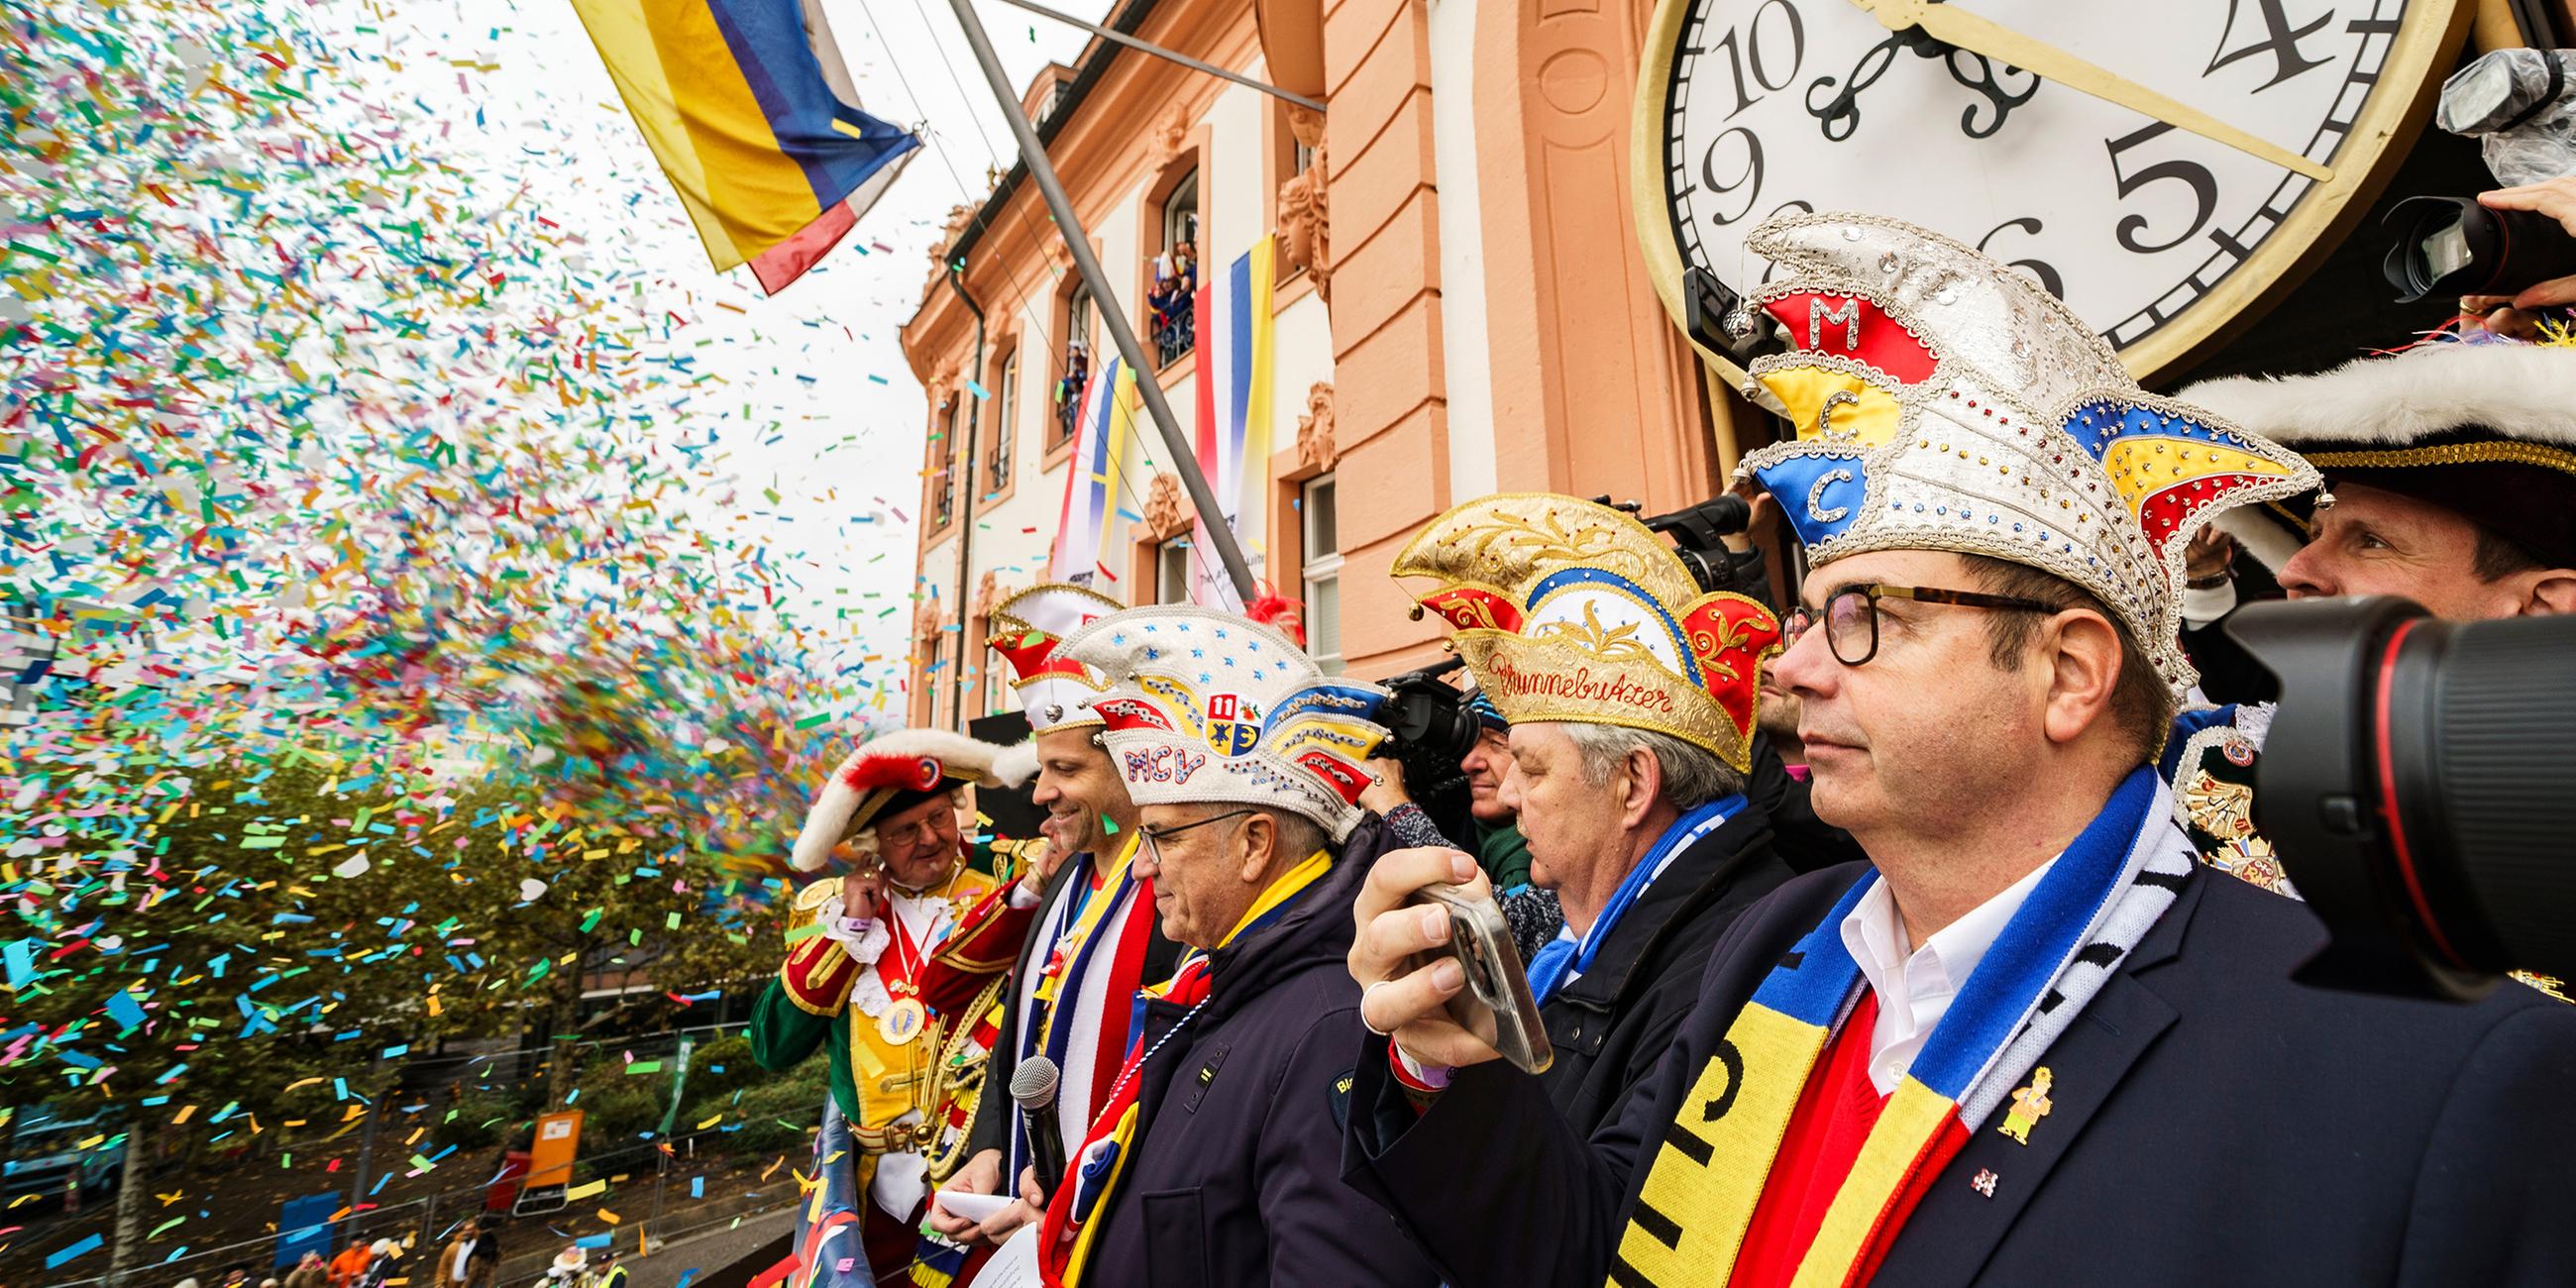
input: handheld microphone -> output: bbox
[1010,1055,1068,1204]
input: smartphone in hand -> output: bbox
[1409,883,1554,1074]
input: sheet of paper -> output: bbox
[976,1226,1042,1287]
[929,1190,1014,1223]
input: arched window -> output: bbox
[1152,169,1200,367]
[1057,286,1095,445]
[986,351,1017,491]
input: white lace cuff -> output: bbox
[815,896,889,964]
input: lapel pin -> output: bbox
[1998,1065,2054,1144]
[1971,1168,1998,1199]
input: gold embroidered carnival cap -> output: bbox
[1055,606,1394,841]
[1733,211,2320,697]
[987,583,1125,734]
[1390,494,1782,773]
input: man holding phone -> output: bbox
[1340,213,2576,1286]
[1377,493,1797,1134]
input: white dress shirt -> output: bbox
[1839,858,2056,1096]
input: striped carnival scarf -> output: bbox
[1611,768,2192,1288]
[1038,849,1334,1287]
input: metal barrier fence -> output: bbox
[48,1110,815,1288]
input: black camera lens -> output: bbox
[2228,598,2576,1000]
[2381,195,2576,303]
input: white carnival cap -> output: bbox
[1057,606,1392,841]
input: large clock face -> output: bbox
[1638,0,2469,384]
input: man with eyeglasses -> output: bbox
[1341,213,2576,1286]
[1006,604,1438,1287]
[749,726,1050,1286]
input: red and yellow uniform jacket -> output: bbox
[749,855,1035,1178]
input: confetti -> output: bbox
[0,0,926,1266]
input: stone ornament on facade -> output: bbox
[924,202,979,293]
[1154,102,1192,165]
[912,595,946,653]
[1142,470,1196,539]
[1278,107,1330,300]
[1296,380,1339,472]
[971,570,1012,623]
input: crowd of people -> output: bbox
[751,193,2576,1288]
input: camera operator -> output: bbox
[2459,177,2576,337]
[1372,494,1797,1136]
[1458,689,1532,892]
[2173,332,2576,897]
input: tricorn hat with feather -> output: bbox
[2180,341,2576,571]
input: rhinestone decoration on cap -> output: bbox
[1057,606,1393,842]
[1731,211,2319,697]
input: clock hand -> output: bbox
[1851,0,2334,182]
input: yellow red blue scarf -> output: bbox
[1614,769,2187,1287]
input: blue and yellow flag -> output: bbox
[572,0,919,294]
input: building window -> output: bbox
[986,351,1017,492]
[1156,538,1192,605]
[932,399,959,529]
[1301,475,1341,673]
[1056,287,1094,445]
[1150,170,1200,368]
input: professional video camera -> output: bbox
[2228,597,2576,1002]
[1375,656,1480,842]
[2383,47,2576,303]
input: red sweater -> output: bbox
[1727,994,1888,1288]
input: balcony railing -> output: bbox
[1152,292,1197,369]
[1147,255,1198,369]
[1054,346,1090,445]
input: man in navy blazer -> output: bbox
[1345,805,2576,1284]
[1341,213,2576,1287]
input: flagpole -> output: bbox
[988,0,1326,112]
[941,0,1260,604]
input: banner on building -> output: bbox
[1187,240,1280,609]
[571,0,918,294]
[1049,356,1134,587]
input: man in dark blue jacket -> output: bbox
[1384,493,1798,1137]
[1021,605,1437,1288]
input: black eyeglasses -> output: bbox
[1784,584,2063,667]
[1137,807,1256,864]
